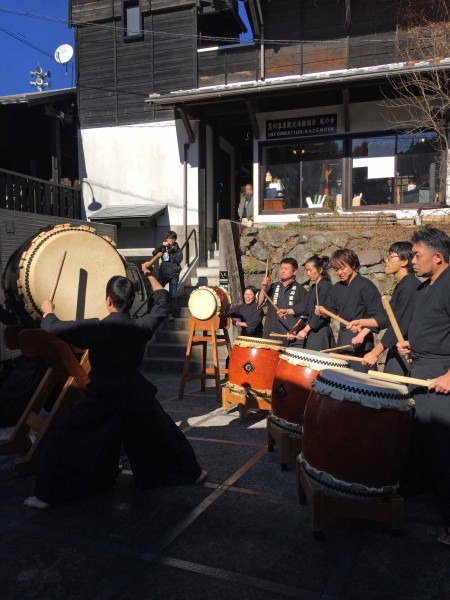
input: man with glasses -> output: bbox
[397,226,450,545]
[360,242,419,375]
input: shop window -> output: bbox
[123,2,142,40]
[352,133,439,206]
[396,133,439,204]
[262,140,344,211]
[352,136,396,206]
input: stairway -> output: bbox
[142,250,230,373]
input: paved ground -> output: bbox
[1,373,450,600]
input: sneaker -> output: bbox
[168,314,175,321]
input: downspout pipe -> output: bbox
[255,0,264,81]
[183,142,190,265]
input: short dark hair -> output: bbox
[330,249,360,271]
[305,255,331,280]
[280,257,298,270]
[167,230,177,240]
[244,285,258,297]
[411,226,450,262]
[388,241,414,273]
[106,276,135,314]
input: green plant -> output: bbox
[245,255,259,274]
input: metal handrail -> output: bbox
[179,227,198,267]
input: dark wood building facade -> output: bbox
[71,0,450,256]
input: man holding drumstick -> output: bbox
[24,264,206,509]
[397,226,450,545]
[258,257,306,344]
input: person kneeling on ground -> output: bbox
[24,267,206,510]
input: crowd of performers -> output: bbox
[1,225,450,545]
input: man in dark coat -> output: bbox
[24,268,205,509]
[397,226,450,545]
[151,230,183,320]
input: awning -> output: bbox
[89,203,167,222]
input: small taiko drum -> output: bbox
[271,349,349,436]
[4,224,127,327]
[226,336,284,400]
[300,369,414,497]
[188,286,231,321]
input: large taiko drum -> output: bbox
[300,369,414,497]
[271,348,349,436]
[226,336,284,400]
[4,224,127,327]
[188,286,231,321]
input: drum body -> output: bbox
[227,336,284,399]
[188,286,231,321]
[301,369,414,497]
[4,224,127,327]
[271,349,349,435]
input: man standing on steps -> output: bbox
[150,231,183,321]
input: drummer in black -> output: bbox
[287,255,335,351]
[230,285,263,337]
[316,248,384,373]
[397,226,450,545]
[360,241,419,375]
[258,258,307,345]
[24,268,206,509]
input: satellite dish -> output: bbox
[55,44,74,65]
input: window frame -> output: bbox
[122,1,143,42]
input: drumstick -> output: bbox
[320,344,352,353]
[381,295,405,343]
[319,307,361,332]
[368,370,429,388]
[49,250,67,303]
[270,333,289,338]
[315,280,319,307]
[265,259,269,278]
[261,289,286,319]
[327,352,365,363]
[144,251,163,270]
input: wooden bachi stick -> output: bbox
[320,344,352,353]
[270,333,289,338]
[49,251,67,303]
[265,259,269,278]
[368,370,429,388]
[261,289,286,318]
[327,352,365,363]
[319,307,352,328]
[381,295,405,343]
[144,251,163,270]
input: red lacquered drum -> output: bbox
[227,336,284,400]
[271,349,349,436]
[300,369,414,497]
[3,224,127,327]
[188,286,231,321]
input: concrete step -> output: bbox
[154,329,193,344]
[196,267,219,277]
[206,258,219,268]
[190,276,220,287]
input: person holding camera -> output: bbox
[151,231,183,320]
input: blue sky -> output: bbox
[0,1,252,97]
[0,1,74,96]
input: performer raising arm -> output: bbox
[316,248,384,373]
[288,255,335,351]
[24,266,206,509]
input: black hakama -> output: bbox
[33,290,202,505]
[262,280,307,345]
[327,273,384,372]
[291,279,335,351]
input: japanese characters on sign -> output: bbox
[266,114,337,139]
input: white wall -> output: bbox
[78,120,200,229]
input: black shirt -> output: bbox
[262,279,307,340]
[379,272,420,349]
[230,301,263,337]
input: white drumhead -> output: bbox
[280,348,349,370]
[188,288,217,320]
[312,368,414,411]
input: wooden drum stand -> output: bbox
[178,315,231,403]
[0,326,89,475]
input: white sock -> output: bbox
[23,496,50,509]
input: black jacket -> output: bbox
[153,242,183,278]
